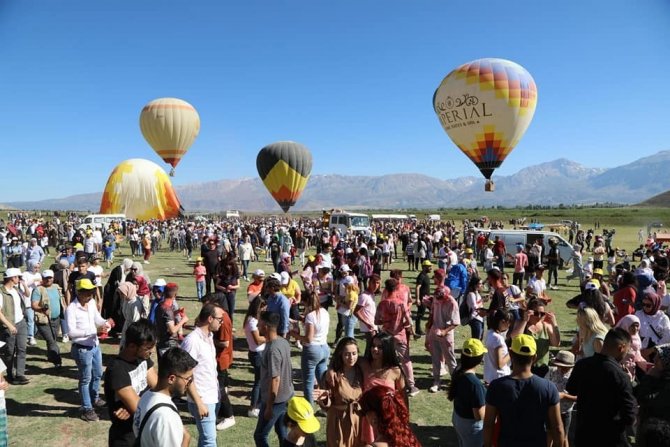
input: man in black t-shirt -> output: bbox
[414,260,433,335]
[104,319,158,447]
[67,258,100,308]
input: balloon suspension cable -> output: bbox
[169,167,175,177]
[485,179,495,192]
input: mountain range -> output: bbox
[8,151,670,212]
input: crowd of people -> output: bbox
[0,212,670,446]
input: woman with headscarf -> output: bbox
[117,273,142,348]
[103,258,133,336]
[616,314,653,382]
[131,261,151,316]
[635,344,670,446]
[635,289,670,360]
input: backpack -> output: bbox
[459,293,471,326]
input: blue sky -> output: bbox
[1,0,669,202]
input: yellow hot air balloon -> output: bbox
[433,58,538,191]
[139,97,200,176]
[99,158,183,221]
[256,141,313,213]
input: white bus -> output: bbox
[78,214,126,231]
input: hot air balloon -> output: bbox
[100,158,183,221]
[139,97,200,176]
[433,58,537,191]
[256,141,313,213]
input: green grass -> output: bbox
[5,212,654,446]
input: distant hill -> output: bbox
[639,189,670,207]
[8,150,670,211]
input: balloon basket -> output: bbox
[169,168,175,177]
[485,180,495,192]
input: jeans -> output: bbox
[36,318,62,366]
[60,317,68,339]
[249,351,262,409]
[343,314,357,339]
[452,412,483,447]
[224,292,236,325]
[1,319,27,379]
[24,308,35,338]
[241,260,250,278]
[469,319,484,341]
[70,343,103,410]
[301,344,329,406]
[196,281,205,301]
[188,401,220,447]
[254,400,289,447]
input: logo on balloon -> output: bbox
[435,93,492,130]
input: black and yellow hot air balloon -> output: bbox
[256,141,313,213]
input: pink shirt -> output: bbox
[193,265,206,282]
[356,291,376,333]
[514,252,528,273]
[376,291,410,343]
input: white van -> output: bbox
[78,214,126,231]
[486,229,573,268]
[328,211,372,237]
[225,210,240,219]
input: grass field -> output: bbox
[6,209,665,447]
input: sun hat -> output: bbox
[462,338,488,357]
[4,268,21,279]
[287,396,320,434]
[551,350,575,368]
[511,334,537,356]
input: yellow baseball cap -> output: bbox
[76,278,96,291]
[287,396,320,434]
[462,338,487,357]
[511,334,537,356]
[422,260,432,267]
[465,248,474,254]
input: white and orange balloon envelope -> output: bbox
[139,97,200,175]
[433,58,537,190]
[100,159,183,220]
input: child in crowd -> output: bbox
[282,396,319,447]
[193,257,206,301]
[547,351,577,446]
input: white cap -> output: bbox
[342,276,355,286]
[42,269,54,278]
[253,269,266,278]
[584,281,598,291]
[154,278,167,287]
[345,247,353,254]
[4,268,21,278]
[280,271,290,285]
[339,264,351,272]
[269,272,282,282]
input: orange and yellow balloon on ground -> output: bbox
[256,141,313,213]
[433,58,537,191]
[99,158,183,220]
[139,97,200,176]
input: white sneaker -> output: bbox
[143,260,150,264]
[62,335,70,343]
[216,416,236,430]
[429,385,440,393]
[247,408,260,418]
[28,337,37,346]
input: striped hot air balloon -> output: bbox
[256,141,313,213]
[100,158,183,221]
[433,58,538,191]
[139,97,200,176]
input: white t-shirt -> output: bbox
[484,329,511,384]
[89,265,104,287]
[133,391,183,447]
[528,276,546,297]
[356,291,377,333]
[304,308,330,346]
[244,316,266,352]
[22,271,42,307]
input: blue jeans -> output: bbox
[196,281,205,301]
[300,344,329,406]
[343,314,358,338]
[225,292,236,325]
[242,260,250,278]
[70,344,103,411]
[249,351,262,409]
[452,411,483,447]
[188,401,220,447]
[254,400,288,447]
[469,319,484,340]
[24,308,35,338]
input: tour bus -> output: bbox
[486,229,573,267]
[78,214,126,231]
[328,210,372,237]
